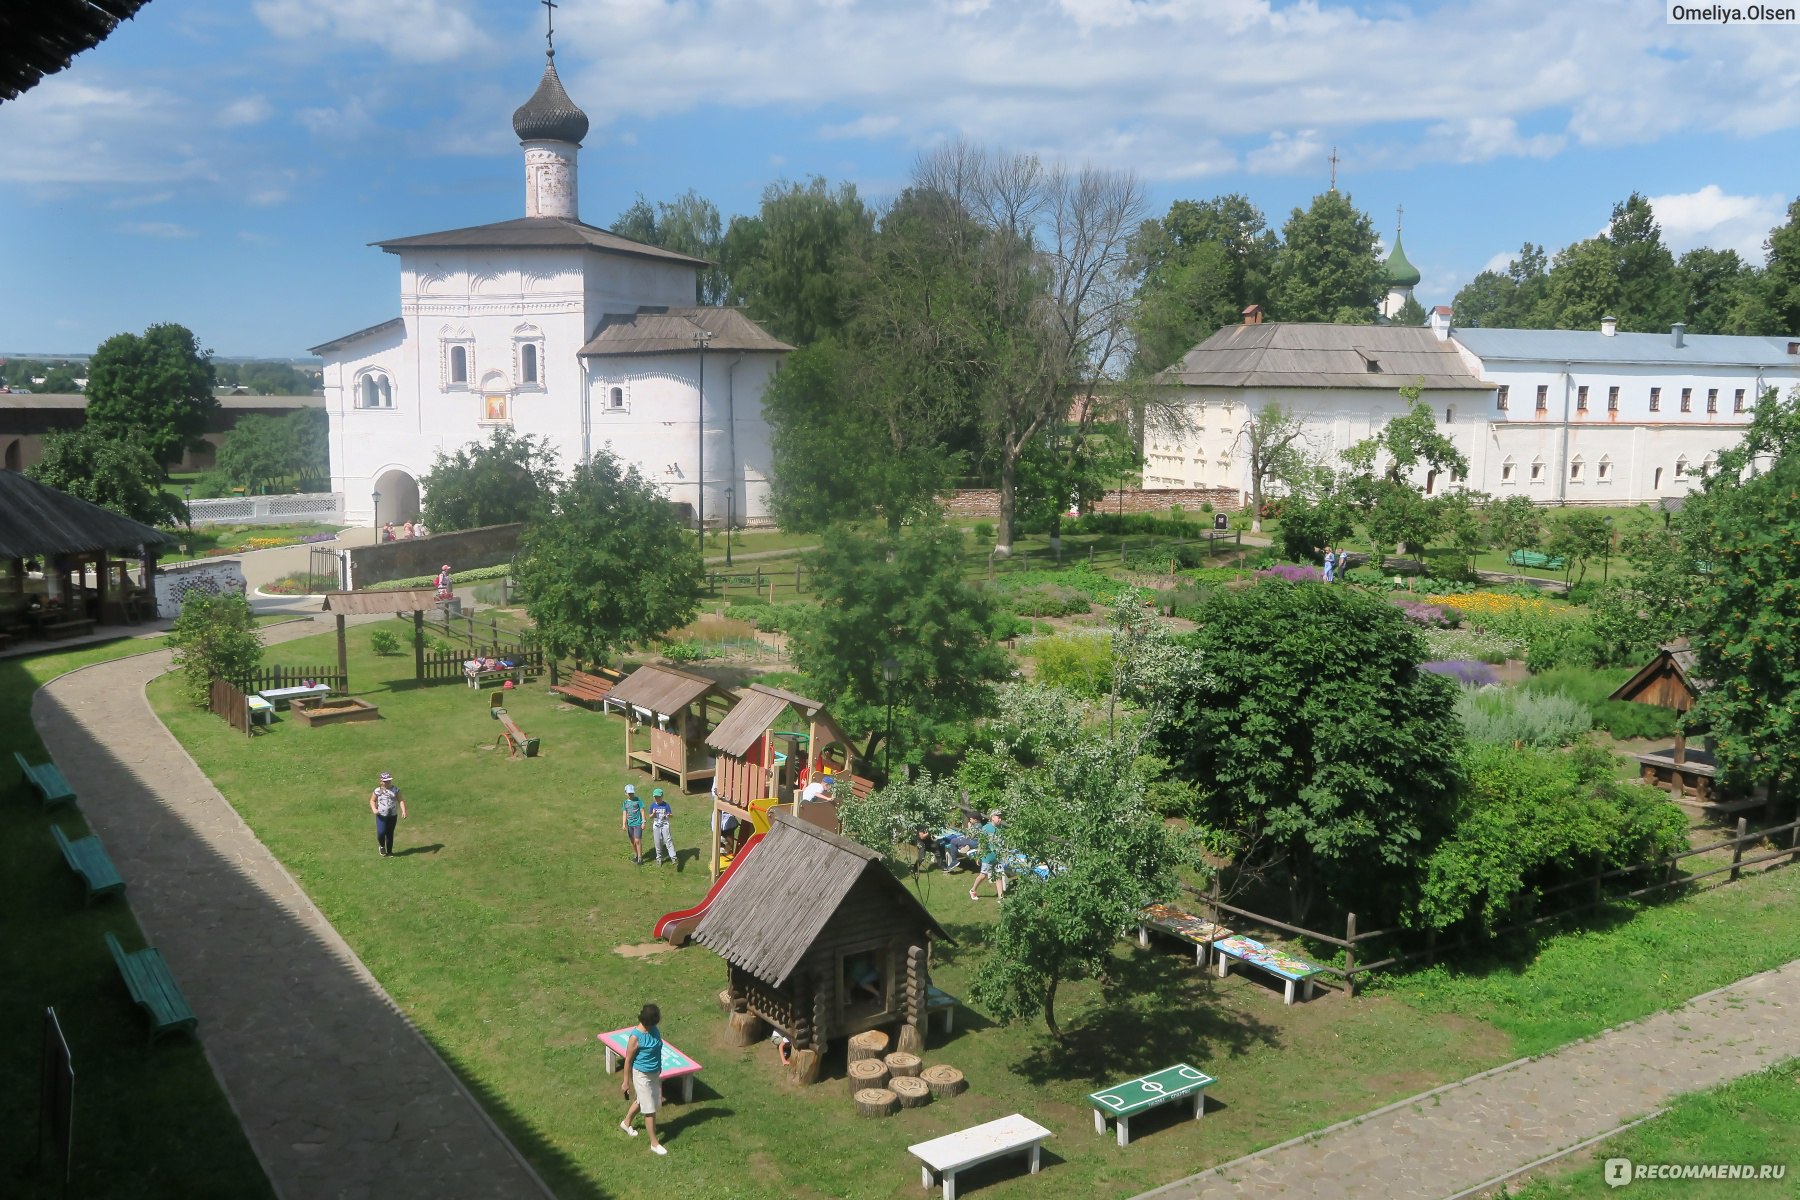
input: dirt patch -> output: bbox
[614,942,673,959]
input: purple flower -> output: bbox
[1420,659,1498,686]
[302,532,339,544]
[1256,564,1321,583]
[1391,596,1450,626]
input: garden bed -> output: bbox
[291,696,381,726]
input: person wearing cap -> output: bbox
[648,787,676,866]
[622,784,646,865]
[369,771,407,858]
[969,811,1005,900]
[434,563,453,602]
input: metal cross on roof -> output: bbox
[543,0,557,55]
[1328,146,1340,192]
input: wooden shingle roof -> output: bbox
[0,470,175,560]
[692,810,949,986]
[320,589,437,615]
[705,683,857,760]
[609,663,729,717]
[2,0,150,102]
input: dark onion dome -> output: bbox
[1383,232,1422,288]
[511,56,589,145]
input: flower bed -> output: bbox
[1420,659,1499,687]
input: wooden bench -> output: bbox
[494,710,540,758]
[1213,935,1324,1004]
[548,668,620,709]
[1506,549,1567,570]
[1088,1063,1214,1147]
[104,932,197,1044]
[41,617,96,640]
[464,659,523,689]
[246,695,276,728]
[909,1114,1052,1200]
[14,751,76,811]
[1137,902,1233,967]
[52,825,124,904]
[925,985,961,1034]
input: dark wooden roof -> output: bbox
[320,589,437,615]
[1609,645,1709,707]
[0,470,175,559]
[372,216,709,266]
[609,663,730,717]
[579,306,793,357]
[2,0,151,103]
[692,810,949,986]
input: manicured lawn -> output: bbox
[1510,1058,1799,1198]
[161,522,343,559]
[0,638,273,1200]
[152,625,1527,1199]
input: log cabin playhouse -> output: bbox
[692,809,951,1083]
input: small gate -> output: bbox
[309,546,344,593]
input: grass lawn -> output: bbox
[0,638,273,1200]
[1509,1058,1799,1198]
[161,522,343,559]
[152,624,1529,1199]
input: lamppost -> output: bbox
[881,658,900,781]
[372,489,381,533]
[1602,514,1614,585]
[183,483,193,533]
[725,487,735,567]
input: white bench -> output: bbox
[908,1113,1051,1200]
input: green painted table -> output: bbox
[1087,1063,1215,1146]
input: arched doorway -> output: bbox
[3,439,20,471]
[372,468,421,525]
[188,439,217,471]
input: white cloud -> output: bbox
[1420,117,1563,164]
[296,97,378,139]
[1648,185,1786,261]
[254,0,480,63]
[0,77,210,186]
[119,221,197,239]
[819,114,901,140]
[1483,250,1515,274]
[219,95,274,127]
[1245,131,1324,176]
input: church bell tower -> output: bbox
[511,4,589,220]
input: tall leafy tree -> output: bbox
[513,448,701,666]
[1677,247,1757,334]
[1129,194,1277,370]
[1762,196,1800,336]
[787,518,1008,766]
[612,189,728,304]
[1232,402,1309,532]
[167,593,263,707]
[419,427,560,532]
[1530,195,1681,332]
[1545,509,1614,586]
[1342,388,1468,559]
[1486,493,1543,560]
[1269,191,1385,323]
[1451,243,1549,329]
[720,177,876,345]
[84,323,219,469]
[1157,580,1463,922]
[26,428,183,525]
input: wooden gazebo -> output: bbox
[703,683,857,880]
[608,664,734,793]
[693,809,950,1082]
[0,471,174,643]
[320,589,438,685]
[1610,645,1719,803]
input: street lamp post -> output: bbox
[372,489,381,533]
[881,658,900,781]
[725,487,735,567]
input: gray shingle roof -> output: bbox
[608,663,728,717]
[580,307,794,358]
[0,470,176,560]
[511,56,589,145]
[1453,327,1800,368]
[692,810,949,986]
[1162,322,1488,390]
[373,217,709,267]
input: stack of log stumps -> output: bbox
[846,1030,966,1116]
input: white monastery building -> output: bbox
[313,47,790,528]
[1149,306,1800,505]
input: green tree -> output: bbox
[1451,243,1549,330]
[1486,493,1543,560]
[1232,402,1309,533]
[1533,195,1681,332]
[1545,509,1613,586]
[1342,389,1468,559]
[721,177,876,345]
[290,407,328,483]
[1157,580,1463,921]
[1390,295,1428,326]
[84,323,220,468]
[1437,488,1488,577]
[1269,191,1385,323]
[39,365,80,393]
[788,519,1009,767]
[217,414,299,493]
[1764,196,1800,336]
[419,427,560,532]
[613,189,728,304]
[1677,247,1757,334]
[26,428,183,525]
[167,592,264,708]
[1129,194,1277,370]
[513,448,702,666]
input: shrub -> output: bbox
[1590,699,1679,740]
[1200,501,1214,513]
[1455,684,1591,748]
[1007,584,1092,618]
[367,564,509,591]
[1519,666,1634,709]
[992,565,1133,606]
[661,641,713,663]
[368,629,401,656]
[1024,631,1113,698]
[167,593,263,707]
[991,610,1030,641]
[1525,620,1606,672]
[1420,627,1521,664]
[1256,563,1320,583]
[1420,660,1500,687]
[427,637,454,655]
[972,521,995,542]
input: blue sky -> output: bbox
[2,0,1797,359]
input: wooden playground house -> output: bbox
[1609,645,1721,803]
[608,664,734,794]
[692,809,951,1082]
[703,683,859,880]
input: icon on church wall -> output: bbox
[484,393,510,422]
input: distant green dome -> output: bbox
[1384,233,1421,288]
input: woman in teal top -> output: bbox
[618,1003,668,1155]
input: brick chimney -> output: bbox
[1242,304,1263,325]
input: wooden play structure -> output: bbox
[607,664,734,793]
[1609,645,1722,803]
[691,809,951,1083]
[703,683,859,881]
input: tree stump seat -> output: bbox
[884,1051,922,1078]
[848,1029,889,1063]
[848,1057,890,1094]
[854,1087,899,1118]
[922,1064,967,1098]
[890,1075,932,1108]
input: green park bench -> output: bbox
[104,932,198,1044]
[1088,1063,1215,1147]
[52,825,124,905]
[1506,549,1567,570]
[14,751,76,811]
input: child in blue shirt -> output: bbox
[622,784,645,865]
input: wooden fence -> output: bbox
[417,642,546,685]
[207,678,251,737]
[1181,813,1800,995]
[233,664,348,695]
[406,608,538,658]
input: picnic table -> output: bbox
[1137,902,1233,966]
[1507,549,1567,570]
[908,1113,1051,1200]
[1212,935,1324,1004]
[1088,1063,1214,1147]
[259,683,333,709]
[597,1027,703,1103]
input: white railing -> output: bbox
[185,493,344,527]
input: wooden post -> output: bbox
[1088,544,1095,566]
[1731,816,1748,882]
[1121,538,1128,564]
[335,614,348,684]
[1343,912,1357,998]
[795,562,803,594]
[1206,874,1220,926]
[413,609,425,681]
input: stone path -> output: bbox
[1139,959,1800,1199]
[33,616,553,1200]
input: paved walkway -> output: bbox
[1140,959,1800,1199]
[33,616,553,1200]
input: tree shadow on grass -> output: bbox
[1012,946,1280,1088]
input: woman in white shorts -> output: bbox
[618,1003,669,1155]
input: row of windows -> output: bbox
[1496,384,1749,415]
[446,343,540,386]
[1499,453,1711,485]
[356,374,634,413]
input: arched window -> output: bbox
[1501,455,1516,483]
[1654,466,1664,489]
[1597,455,1612,482]
[357,371,393,409]
[1702,453,1716,475]
[609,386,625,409]
[1530,456,1545,483]
[1675,455,1689,478]
[449,345,468,385]
[521,343,539,385]
[1569,455,1584,482]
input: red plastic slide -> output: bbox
[653,831,765,945]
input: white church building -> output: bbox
[313,48,790,528]
[1149,307,1800,505]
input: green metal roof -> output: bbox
[1384,233,1421,287]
